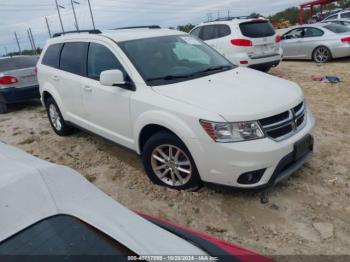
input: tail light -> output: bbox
[341,37,350,43]
[231,39,252,47]
[0,76,18,85]
[275,35,281,43]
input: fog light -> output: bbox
[238,169,266,185]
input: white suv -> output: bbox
[190,17,283,72]
[37,27,315,190]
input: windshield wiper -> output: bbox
[146,74,194,82]
[195,65,233,75]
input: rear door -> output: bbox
[238,20,277,59]
[58,42,88,120]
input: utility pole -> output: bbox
[71,0,80,31]
[45,17,52,38]
[29,28,37,54]
[4,47,8,56]
[55,0,65,32]
[227,9,230,18]
[27,29,34,53]
[14,32,22,55]
[87,0,96,29]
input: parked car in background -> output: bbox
[327,19,350,27]
[190,17,282,72]
[0,141,271,262]
[322,10,350,21]
[281,23,350,63]
[37,27,314,191]
[0,55,39,114]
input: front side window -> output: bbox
[60,42,87,75]
[42,43,63,68]
[324,14,337,20]
[87,43,125,80]
[118,35,234,86]
[190,27,201,38]
[303,27,324,37]
[283,28,304,39]
[0,215,135,256]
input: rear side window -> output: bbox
[239,21,275,38]
[217,25,231,38]
[201,25,216,40]
[303,27,324,37]
[87,42,126,80]
[341,12,350,19]
[199,25,231,40]
[0,215,136,256]
[60,42,88,75]
[323,24,350,33]
[42,43,62,68]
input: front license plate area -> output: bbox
[294,135,313,160]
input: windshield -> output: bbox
[118,35,234,86]
[323,23,350,33]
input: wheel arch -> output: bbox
[134,111,198,155]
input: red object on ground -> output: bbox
[136,211,273,262]
[299,0,339,25]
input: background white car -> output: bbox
[0,141,271,261]
[190,17,283,72]
[322,10,350,21]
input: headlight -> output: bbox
[200,120,265,143]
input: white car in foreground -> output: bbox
[0,142,271,261]
[190,17,283,72]
[37,27,315,191]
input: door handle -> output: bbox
[83,85,92,92]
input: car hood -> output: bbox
[151,67,304,122]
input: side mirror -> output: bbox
[100,69,125,86]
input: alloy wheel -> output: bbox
[151,144,192,187]
[314,47,330,63]
[49,104,62,131]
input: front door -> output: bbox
[81,42,134,149]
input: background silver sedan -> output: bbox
[281,23,350,63]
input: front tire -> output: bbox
[46,97,73,136]
[142,131,202,191]
[0,102,8,114]
[313,46,332,63]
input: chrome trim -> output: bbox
[259,102,307,141]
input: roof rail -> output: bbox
[205,16,265,23]
[113,25,161,30]
[52,29,102,38]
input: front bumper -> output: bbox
[188,110,315,189]
[0,85,39,104]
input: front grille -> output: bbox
[259,102,306,141]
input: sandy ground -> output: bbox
[0,59,349,259]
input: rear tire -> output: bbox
[0,103,8,114]
[142,131,202,191]
[260,65,273,73]
[312,46,332,63]
[45,97,73,136]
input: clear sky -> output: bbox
[0,0,308,55]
